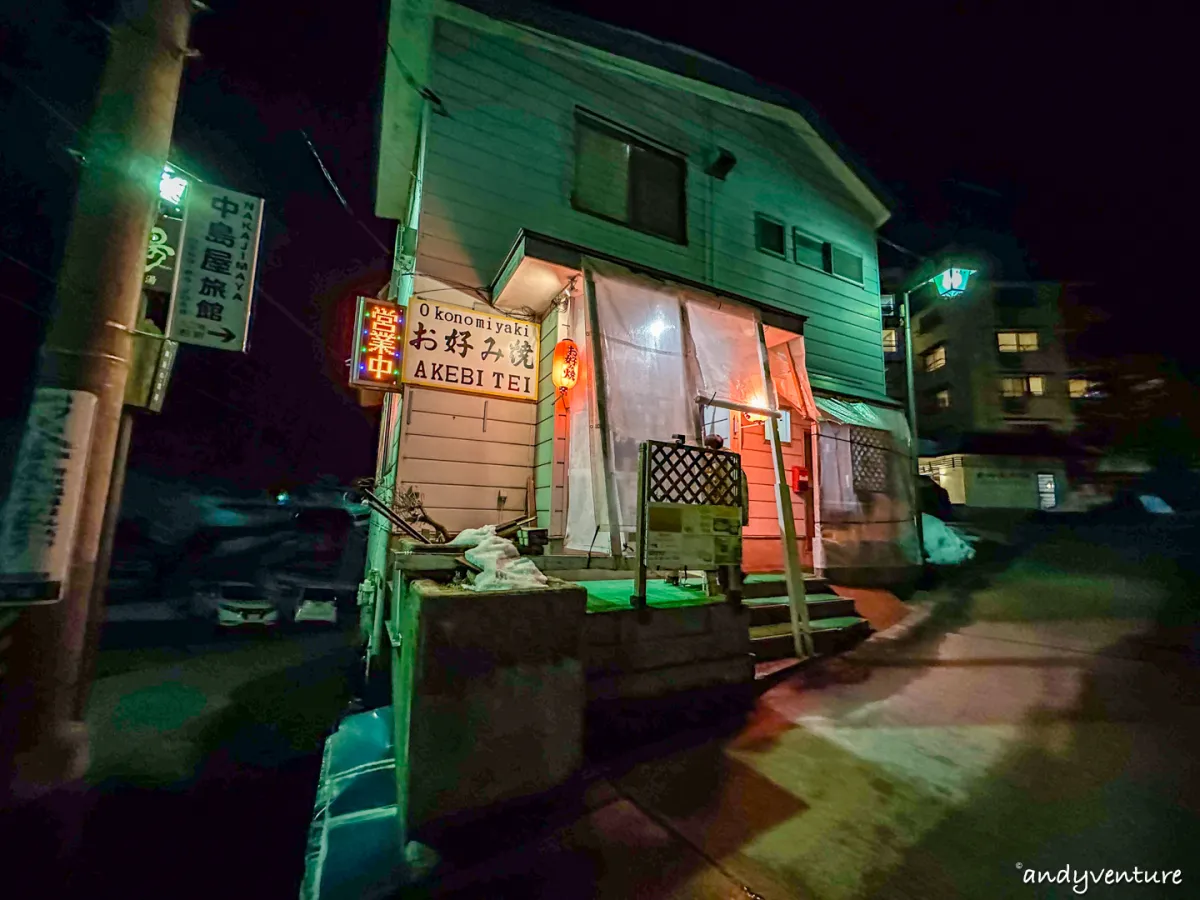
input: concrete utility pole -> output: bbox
[2,0,195,799]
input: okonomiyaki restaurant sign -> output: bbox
[403,298,540,401]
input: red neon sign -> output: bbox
[350,298,404,390]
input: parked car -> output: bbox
[269,573,355,626]
[192,580,281,628]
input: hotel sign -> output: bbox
[350,297,405,390]
[402,298,540,401]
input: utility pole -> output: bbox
[1,0,195,800]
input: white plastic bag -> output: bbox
[449,524,498,548]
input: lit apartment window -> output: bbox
[573,112,686,244]
[922,345,946,372]
[997,331,1039,352]
[1069,378,1104,398]
[935,388,951,409]
[1001,375,1045,397]
[882,328,898,353]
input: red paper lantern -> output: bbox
[551,339,580,395]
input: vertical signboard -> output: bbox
[401,298,540,401]
[168,182,264,351]
[143,213,183,293]
[350,298,405,391]
[0,389,98,605]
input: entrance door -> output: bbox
[1037,472,1057,509]
[731,407,815,571]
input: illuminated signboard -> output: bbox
[402,298,540,401]
[350,297,405,390]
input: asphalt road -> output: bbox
[3,617,361,900]
[5,516,1198,899]
[419,519,1200,899]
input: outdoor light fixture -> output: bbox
[551,338,579,403]
[899,259,980,562]
[934,267,975,298]
[704,148,738,180]
[159,166,188,205]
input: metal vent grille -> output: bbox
[647,441,742,507]
[850,426,891,493]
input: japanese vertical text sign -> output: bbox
[350,298,405,390]
[0,389,98,605]
[402,298,540,401]
[168,182,264,351]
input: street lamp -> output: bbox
[900,265,978,564]
[934,267,976,298]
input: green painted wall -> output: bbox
[414,14,889,401]
[534,306,560,532]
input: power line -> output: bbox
[0,64,83,136]
[299,129,392,256]
[0,290,48,318]
[0,246,56,284]
[257,287,325,345]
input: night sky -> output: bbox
[1,0,1193,492]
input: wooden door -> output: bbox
[733,407,814,569]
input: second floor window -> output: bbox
[1001,375,1046,397]
[922,345,946,372]
[997,331,1039,352]
[573,113,687,244]
[936,388,951,409]
[882,328,898,353]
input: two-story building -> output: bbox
[370,0,915,581]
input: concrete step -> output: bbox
[743,574,830,600]
[749,617,872,661]
[745,594,858,627]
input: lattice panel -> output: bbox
[850,426,891,494]
[647,441,742,507]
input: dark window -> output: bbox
[829,245,864,284]
[755,214,786,257]
[793,229,825,270]
[918,311,943,333]
[880,294,896,315]
[573,112,686,244]
[994,287,1038,308]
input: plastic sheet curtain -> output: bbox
[582,260,693,546]
[681,291,767,410]
[778,338,821,422]
[813,396,919,570]
[564,284,600,552]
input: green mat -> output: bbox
[581,579,717,613]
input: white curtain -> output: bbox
[587,260,692,544]
[813,396,919,569]
[564,285,600,552]
[681,291,767,410]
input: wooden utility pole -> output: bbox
[2,0,195,799]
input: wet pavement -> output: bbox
[3,618,360,900]
[418,520,1200,899]
[4,517,1198,899]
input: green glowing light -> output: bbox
[159,167,188,205]
[935,267,975,298]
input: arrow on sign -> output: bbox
[208,327,237,343]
